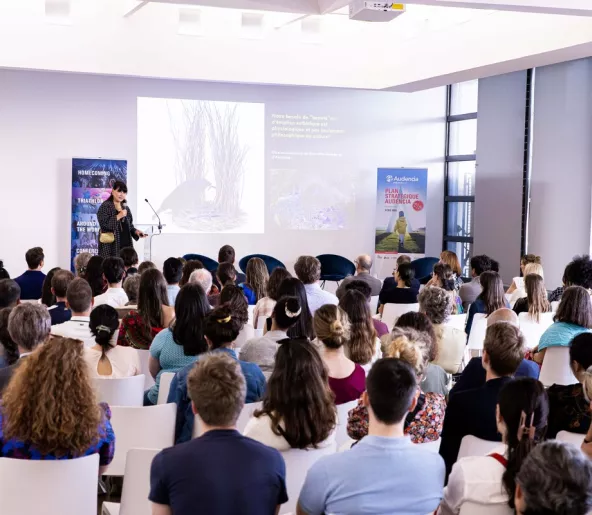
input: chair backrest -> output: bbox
[539,346,578,387]
[248,305,255,325]
[457,435,500,459]
[104,404,176,476]
[315,254,356,282]
[459,502,513,515]
[239,254,286,274]
[256,315,267,331]
[369,295,379,316]
[445,314,467,332]
[550,301,560,312]
[157,372,176,405]
[556,430,585,447]
[281,444,337,514]
[518,312,555,350]
[119,448,161,515]
[419,438,441,453]
[234,324,255,351]
[135,349,155,390]
[182,254,219,273]
[409,257,439,281]
[466,314,488,351]
[0,454,99,515]
[93,374,145,407]
[381,303,420,330]
[116,306,137,320]
[335,400,358,448]
[193,401,263,438]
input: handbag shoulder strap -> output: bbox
[489,453,508,468]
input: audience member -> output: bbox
[241,257,269,305]
[83,255,107,297]
[339,290,381,370]
[217,262,238,290]
[219,284,249,331]
[506,254,541,295]
[0,260,10,280]
[275,277,315,340]
[218,244,246,284]
[419,286,465,374]
[47,269,74,325]
[347,327,446,444]
[138,260,157,275]
[93,257,128,308]
[179,259,204,288]
[314,304,365,404]
[336,254,381,299]
[163,257,183,306]
[509,262,545,306]
[144,283,209,406]
[50,278,95,347]
[378,262,418,308]
[439,321,524,478]
[514,441,592,515]
[298,358,445,515]
[84,304,141,378]
[465,271,508,335]
[253,267,291,329]
[40,266,60,307]
[0,336,115,473]
[123,273,140,305]
[546,332,592,438]
[118,268,175,350]
[381,255,421,292]
[533,285,592,364]
[0,308,18,369]
[0,303,51,393]
[428,262,463,314]
[120,247,139,277]
[440,378,548,514]
[73,252,92,277]
[14,247,46,300]
[513,273,551,320]
[548,254,592,302]
[450,309,539,395]
[245,338,336,450]
[440,250,464,290]
[168,305,266,444]
[294,255,338,315]
[0,279,20,309]
[189,268,216,307]
[459,254,492,308]
[490,259,500,273]
[344,280,389,337]
[150,353,286,514]
[241,296,302,377]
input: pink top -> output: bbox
[372,318,389,338]
[329,364,366,405]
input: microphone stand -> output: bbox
[145,198,163,234]
[141,198,164,261]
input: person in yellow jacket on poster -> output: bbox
[394,210,407,250]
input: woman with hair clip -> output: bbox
[275,277,315,340]
[513,274,551,321]
[439,378,548,515]
[244,337,337,451]
[241,296,302,376]
[240,257,269,306]
[465,271,508,335]
[84,304,141,378]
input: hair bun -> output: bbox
[329,320,345,338]
[284,297,302,318]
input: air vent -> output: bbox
[45,0,71,24]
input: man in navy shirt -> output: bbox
[150,353,287,515]
[47,270,74,326]
[14,247,46,300]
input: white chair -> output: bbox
[557,430,585,447]
[248,305,255,325]
[104,404,176,476]
[234,324,255,352]
[157,372,176,405]
[136,349,155,389]
[0,454,99,515]
[381,303,419,330]
[102,448,160,515]
[539,346,578,387]
[194,401,263,439]
[518,312,554,350]
[466,314,487,351]
[445,314,467,332]
[457,435,501,459]
[419,438,441,453]
[551,301,560,312]
[280,444,337,514]
[93,374,145,407]
[335,400,358,448]
[459,502,513,515]
[256,315,267,332]
[369,295,379,315]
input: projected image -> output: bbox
[138,98,264,233]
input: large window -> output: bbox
[443,80,478,277]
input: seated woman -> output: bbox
[219,284,250,350]
[253,267,291,329]
[465,271,508,335]
[347,327,446,443]
[118,268,175,349]
[419,286,466,374]
[440,250,464,291]
[40,267,60,307]
[244,337,336,451]
[84,304,141,378]
[275,277,315,340]
[439,378,548,515]
[314,304,365,405]
[83,255,107,297]
[0,336,115,473]
[513,274,551,320]
[506,254,541,295]
[178,259,204,288]
[428,262,463,314]
[378,262,418,310]
[509,262,545,306]
[533,286,592,365]
[240,257,269,306]
[546,332,592,438]
[144,283,209,406]
[123,273,140,306]
[0,308,18,370]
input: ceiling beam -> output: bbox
[406,0,592,16]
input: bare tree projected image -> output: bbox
[138,98,264,234]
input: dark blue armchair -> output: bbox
[182,254,219,274]
[316,254,356,288]
[239,254,286,275]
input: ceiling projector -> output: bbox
[349,1,406,22]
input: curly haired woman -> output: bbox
[0,336,115,473]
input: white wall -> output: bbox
[0,69,446,276]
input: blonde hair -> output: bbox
[523,263,544,279]
[385,327,428,379]
[314,305,351,349]
[245,257,269,303]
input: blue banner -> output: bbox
[71,158,127,271]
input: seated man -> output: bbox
[163,257,183,306]
[294,255,338,315]
[47,270,74,325]
[449,308,539,396]
[150,353,287,515]
[120,247,139,279]
[14,247,46,300]
[336,254,381,299]
[297,358,445,515]
[439,322,524,478]
[93,257,128,308]
[50,278,95,347]
[0,279,20,309]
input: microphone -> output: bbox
[145,198,163,232]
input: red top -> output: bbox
[329,364,366,405]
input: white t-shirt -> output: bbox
[50,316,95,348]
[94,287,129,308]
[84,345,141,379]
